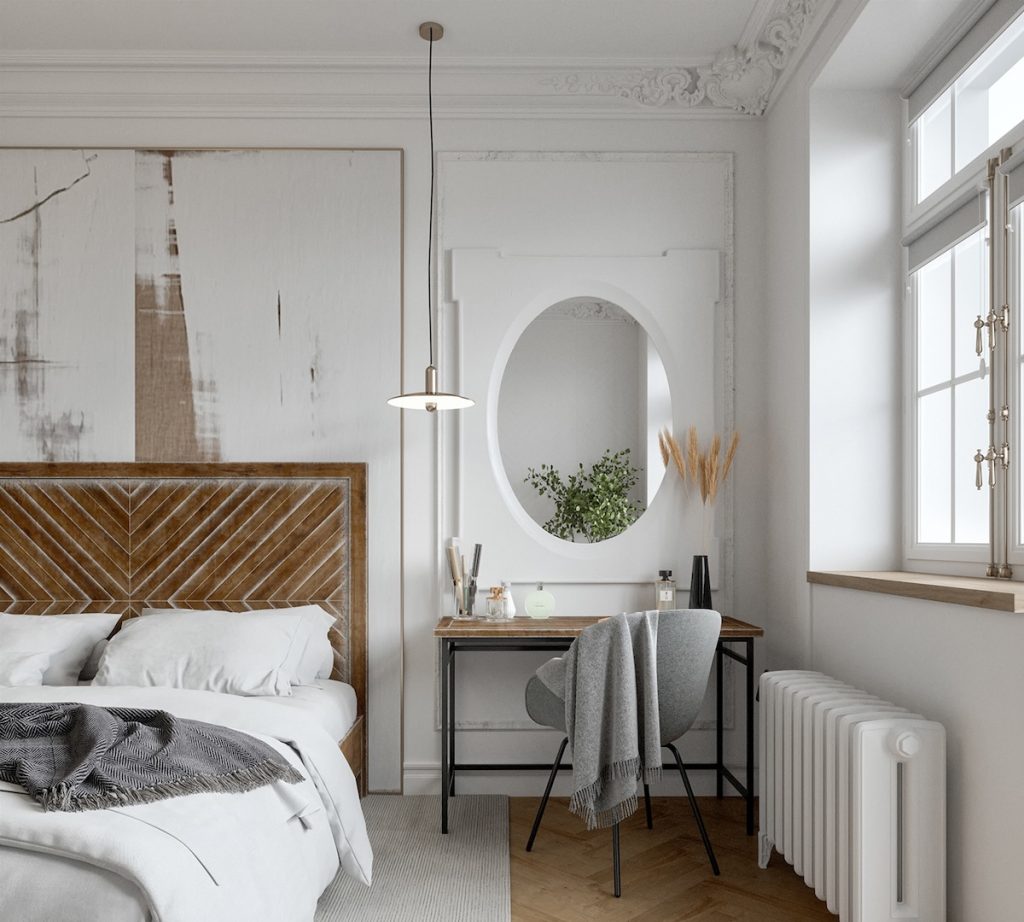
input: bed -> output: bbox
[0,462,370,922]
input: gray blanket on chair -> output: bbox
[0,702,303,812]
[537,611,661,829]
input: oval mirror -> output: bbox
[498,297,671,543]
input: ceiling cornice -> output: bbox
[539,0,823,116]
[0,1,826,120]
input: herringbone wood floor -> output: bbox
[509,796,833,921]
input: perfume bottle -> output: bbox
[655,570,676,611]
[500,581,517,619]
[524,583,555,619]
[486,587,504,619]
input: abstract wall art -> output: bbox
[0,147,402,465]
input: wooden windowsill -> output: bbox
[806,570,1024,613]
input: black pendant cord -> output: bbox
[427,26,436,368]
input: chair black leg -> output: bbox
[643,783,653,829]
[611,822,621,897]
[526,736,568,852]
[665,742,720,876]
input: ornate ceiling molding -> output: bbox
[540,0,821,116]
[0,2,824,120]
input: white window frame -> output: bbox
[904,236,992,566]
[906,1,1024,230]
[904,3,1024,570]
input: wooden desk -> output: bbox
[433,614,764,836]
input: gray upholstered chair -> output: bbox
[523,608,722,895]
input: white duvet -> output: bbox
[0,684,373,922]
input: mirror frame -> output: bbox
[490,284,674,554]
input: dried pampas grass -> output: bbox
[687,427,700,492]
[659,426,740,506]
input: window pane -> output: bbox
[954,229,988,378]
[990,54,1024,143]
[917,252,952,390]
[955,10,1024,170]
[918,389,952,543]
[917,90,952,201]
[954,377,989,543]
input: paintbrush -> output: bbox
[446,545,461,584]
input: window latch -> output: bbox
[975,449,990,489]
[975,444,1010,490]
[975,312,999,355]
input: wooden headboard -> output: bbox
[0,463,367,722]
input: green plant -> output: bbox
[524,448,644,543]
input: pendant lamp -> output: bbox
[388,22,474,413]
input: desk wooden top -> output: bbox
[434,614,763,639]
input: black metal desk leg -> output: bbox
[715,642,724,799]
[745,637,755,835]
[448,642,456,798]
[440,638,449,834]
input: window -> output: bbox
[913,7,1024,204]
[913,230,990,547]
[906,5,1024,568]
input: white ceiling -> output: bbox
[0,0,763,59]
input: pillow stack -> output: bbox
[92,605,336,697]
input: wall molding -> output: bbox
[0,94,749,121]
[435,149,737,630]
[0,51,721,74]
[403,761,754,797]
[0,2,825,120]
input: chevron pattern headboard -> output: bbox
[0,463,367,717]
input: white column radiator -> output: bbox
[757,670,945,922]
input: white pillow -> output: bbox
[0,613,120,685]
[93,610,323,696]
[0,651,51,686]
[139,605,335,684]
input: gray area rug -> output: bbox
[316,795,510,922]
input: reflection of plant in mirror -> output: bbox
[524,449,644,543]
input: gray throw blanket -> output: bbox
[537,611,661,829]
[0,702,303,812]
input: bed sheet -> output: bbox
[269,678,358,741]
[0,684,372,922]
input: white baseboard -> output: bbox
[403,762,758,798]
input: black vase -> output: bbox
[689,554,712,609]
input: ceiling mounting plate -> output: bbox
[419,22,444,41]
